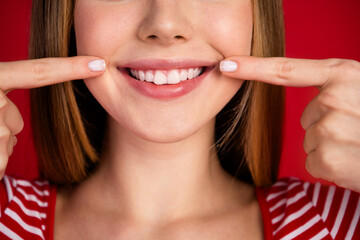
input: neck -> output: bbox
[83,116,242,225]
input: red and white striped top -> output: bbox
[0,175,56,240]
[256,177,360,240]
[1,175,359,240]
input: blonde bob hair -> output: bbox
[29,0,285,187]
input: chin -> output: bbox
[129,121,205,144]
[141,134,192,144]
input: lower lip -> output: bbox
[118,67,214,99]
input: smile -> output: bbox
[117,59,217,99]
[128,67,205,85]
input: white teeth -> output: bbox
[131,69,138,79]
[130,67,204,84]
[179,69,188,81]
[167,70,180,84]
[145,71,154,82]
[194,68,200,77]
[187,68,194,79]
[139,70,145,81]
[154,71,167,85]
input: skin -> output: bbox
[0,57,106,178]
[54,0,263,239]
[0,0,359,239]
[73,0,251,144]
[222,56,360,192]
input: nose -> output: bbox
[137,1,193,46]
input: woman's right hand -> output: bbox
[0,56,106,180]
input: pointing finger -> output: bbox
[219,56,346,88]
[0,56,106,93]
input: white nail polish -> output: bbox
[220,60,238,72]
[88,59,106,72]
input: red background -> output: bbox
[1,1,360,181]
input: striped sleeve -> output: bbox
[307,181,360,240]
[261,178,360,240]
[0,175,55,240]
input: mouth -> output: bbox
[116,59,217,99]
[125,67,207,85]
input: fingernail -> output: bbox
[88,59,106,72]
[220,60,238,72]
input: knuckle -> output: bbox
[317,90,338,110]
[303,131,312,153]
[8,141,14,156]
[318,89,352,114]
[11,104,25,134]
[305,156,317,177]
[354,61,360,77]
[300,97,326,130]
[32,61,51,82]
[315,145,337,177]
[333,176,349,190]
[326,59,360,78]
[300,115,307,130]
[273,60,295,81]
[17,116,25,134]
[0,96,8,111]
[326,58,346,72]
[0,126,11,140]
[300,106,310,130]
[315,117,334,139]
[303,139,306,153]
[316,113,349,144]
[306,153,321,178]
[303,140,310,154]
[344,59,360,70]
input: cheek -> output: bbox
[74,2,137,57]
[201,2,253,57]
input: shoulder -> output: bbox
[0,175,57,240]
[256,177,360,240]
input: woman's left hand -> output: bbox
[220,56,360,192]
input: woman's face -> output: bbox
[74,0,253,143]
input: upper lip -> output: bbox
[118,59,218,70]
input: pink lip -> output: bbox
[118,59,217,70]
[117,59,217,99]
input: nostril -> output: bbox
[147,35,183,40]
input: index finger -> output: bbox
[219,56,347,88]
[0,56,106,92]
